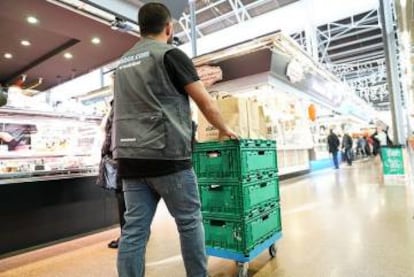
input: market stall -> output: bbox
[192,32,355,176]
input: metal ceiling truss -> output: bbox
[291,9,397,109]
[328,59,388,104]
[175,0,273,42]
[48,0,403,110]
[291,14,383,64]
[228,0,251,23]
[178,13,204,41]
[317,9,381,64]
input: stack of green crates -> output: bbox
[192,139,281,255]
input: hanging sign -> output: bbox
[286,59,304,84]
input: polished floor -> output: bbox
[1,159,414,277]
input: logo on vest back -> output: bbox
[120,138,137,142]
[118,51,150,70]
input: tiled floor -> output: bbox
[1,159,414,277]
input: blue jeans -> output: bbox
[344,148,353,165]
[117,169,207,277]
[332,151,339,169]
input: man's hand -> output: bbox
[218,128,238,140]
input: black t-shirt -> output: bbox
[117,48,199,178]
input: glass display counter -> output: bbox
[0,107,118,256]
[0,107,102,183]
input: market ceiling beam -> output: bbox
[334,57,385,67]
[328,43,384,59]
[330,9,379,39]
[78,0,189,22]
[78,0,138,23]
[317,12,378,38]
[316,10,381,63]
[320,27,382,45]
[327,34,383,51]
[2,39,80,85]
[179,12,204,39]
[175,0,274,40]
[329,58,385,75]
[331,51,384,64]
[228,0,251,23]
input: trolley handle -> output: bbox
[208,184,223,191]
[260,182,267,188]
[210,220,225,226]
[207,150,221,158]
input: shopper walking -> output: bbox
[371,127,393,159]
[327,129,340,169]
[364,136,371,156]
[342,132,353,166]
[112,3,237,277]
[97,101,126,249]
[356,136,367,158]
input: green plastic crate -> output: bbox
[199,177,280,218]
[203,206,282,255]
[192,139,277,182]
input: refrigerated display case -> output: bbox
[0,107,119,255]
[0,107,101,183]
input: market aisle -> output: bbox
[1,159,414,277]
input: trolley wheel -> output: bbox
[269,244,277,258]
[236,262,248,277]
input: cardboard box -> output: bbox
[197,97,249,142]
[247,100,268,139]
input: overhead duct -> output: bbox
[80,0,188,22]
[47,0,140,35]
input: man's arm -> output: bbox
[185,81,237,139]
[163,48,236,139]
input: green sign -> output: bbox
[381,147,405,176]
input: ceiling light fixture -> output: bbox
[64,52,73,59]
[21,40,31,46]
[4,53,13,59]
[91,37,101,44]
[27,16,39,24]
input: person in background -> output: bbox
[368,134,378,156]
[342,132,353,166]
[112,3,237,277]
[364,135,371,156]
[99,100,126,249]
[327,129,340,169]
[371,126,393,159]
[356,136,367,158]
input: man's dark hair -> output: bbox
[138,3,172,36]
